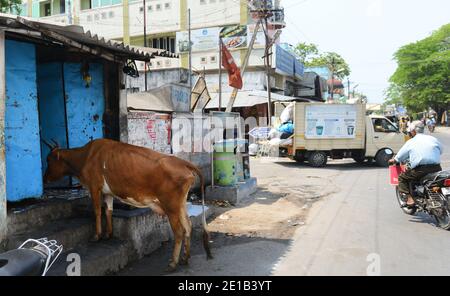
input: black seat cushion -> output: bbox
[420,171,450,184]
[0,249,45,276]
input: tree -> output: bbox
[0,0,22,14]
[387,23,450,114]
[294,42,319,64]
[308,52,351,79]
[293,42,351,79]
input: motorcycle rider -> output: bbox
[388,120,443,207]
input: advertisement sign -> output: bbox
[294,58,304,79]
[220,25,248,49]
[176,27,220,53]
[305,105,357,139]
[275,45,295,76]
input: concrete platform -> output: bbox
[205,178,258,205]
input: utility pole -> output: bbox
[248,3,283,126]
[188,9,192,92]
[218,38,222,111]
[347,79,350,100]
[330,57,335,103]
[143,0,148,91]
[264,15,272,126]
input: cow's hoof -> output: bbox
[89,235,100,242]
[102,233,112,240]
[179,257,189,266]
[165,264,177,273]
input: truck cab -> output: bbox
[365,115,408,166]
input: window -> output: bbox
[109,11,114,18]
[60,0,65,14]
[165,2,170,9]
[372,118,398,133]
[210,0,216,3]
[139,6,143,13]
[200,57,207,64]
[210,56,217,63]
[148,5,152,11]
[44,3,51,16]
[87,15,93,21]
[101,12,107,19]
[156,4,162,10]
[200,0,206,4]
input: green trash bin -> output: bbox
[213,151,237,186]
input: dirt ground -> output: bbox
[119,157,340,276]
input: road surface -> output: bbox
[274,129,450,276]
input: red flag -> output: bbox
[221,39,243,89]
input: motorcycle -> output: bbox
[0,238,63,276]
[390,163,450,230]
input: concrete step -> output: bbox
[7,196,89,235]
[47,239,131,276]
[6,217,95,252]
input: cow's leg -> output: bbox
[90,189,103,241]
[166,211,185,272]
[179,207,192,265]
[104,195,113,239]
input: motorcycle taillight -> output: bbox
[444,179,450,187]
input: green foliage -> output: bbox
[294,42,319,64]
[387,23,450,113]
[0,0,22,14]
[308,52,351,79]
[293,42,351,79]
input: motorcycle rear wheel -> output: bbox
[433,208,450,230]
[395,187,417,215]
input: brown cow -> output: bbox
[43,138,212,271]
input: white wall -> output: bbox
[129,0,181,36]
[187,0,240,30]
[78,4,124,39]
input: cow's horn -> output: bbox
[42,139,56,150]
[50,139,60,148]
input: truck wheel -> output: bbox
[308,151,328,167]
[352,152,366,164]
[375,149,392,167]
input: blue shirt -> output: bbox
[394,134,443,168]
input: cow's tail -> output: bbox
[189,164,213,260]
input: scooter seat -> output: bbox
[0,249,46,276]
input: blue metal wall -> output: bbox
[64,63,104,148]
[5,40,43,201]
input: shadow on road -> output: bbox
[408,212,439,227]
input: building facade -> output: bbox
[22,0,307,97]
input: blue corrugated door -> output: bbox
[64,63,104,148]
[5,40,43,201]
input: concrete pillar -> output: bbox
[0,31,7,246]
[122,0,130,44]
[118,64,128,143]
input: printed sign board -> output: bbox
[176,27,220,53]
[305,105,357,139]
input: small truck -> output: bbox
[274,102,408,167]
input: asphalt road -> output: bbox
[274,128,450,276]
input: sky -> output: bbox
[281,0,450,103]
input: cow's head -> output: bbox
[42,140,68,183]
